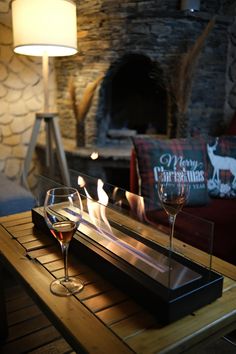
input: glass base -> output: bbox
[50,276,84,296]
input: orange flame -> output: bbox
[77,175,167,273]
[78,176,111,233]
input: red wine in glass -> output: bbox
[51,220,77,244]
[44,187,84,296]
[158,169,189,252]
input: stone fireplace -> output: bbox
[97,53,170,145]
[56,1,234,145]
[1,0,236,191]
[52,0,236,188]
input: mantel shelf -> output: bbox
[37,136,132,161]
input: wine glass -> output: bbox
[157,168,189,253]
[44,187,84,296]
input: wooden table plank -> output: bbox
[6,292,35,313]
[1,211,236,354]
[43,259,64,271]
[1,325,62,354]
[7,223,35,233]
[0,265,8,340]
[14,234,46,243]
[7,304,42,327]
[97,300,143,325]
[21,239,55,252]
[27,246,60,260]
[222,277,236,292]
[111,311,158,339]
[125,286,236,353]
[82,288,128,313]
[27,337,74,354]
[51,266,84,279]
[7,314,51,342]
[76,281,113,301]
[0,223,133,354]
[0,212,31,226]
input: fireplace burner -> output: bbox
[32,173,223,324]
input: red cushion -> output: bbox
[226,113,236,135]
[183,199,236,265]
[130,149,139,194]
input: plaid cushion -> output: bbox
[207,136,236,198]
[132,136,208,206]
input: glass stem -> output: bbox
[168,214,176,252]
[61,243,69,282]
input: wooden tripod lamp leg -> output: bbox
[21,114,43,189]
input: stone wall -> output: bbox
[226,17,236,119]
[0,0,57,187]
[1,0,236,189]
[56,0,236,147]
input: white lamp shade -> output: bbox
[12,0,78,57]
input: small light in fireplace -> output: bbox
[180,0,200,12]
[90,151,99,160]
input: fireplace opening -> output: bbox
[105,54,169,138]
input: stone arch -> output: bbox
[96,53,171,145]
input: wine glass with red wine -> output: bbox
[44,187,84,296]
[157,168,189,253]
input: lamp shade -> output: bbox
[12,0,78,57]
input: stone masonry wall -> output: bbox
[1,0,236,187]
[225,16,236,120]
[56,0,235,147]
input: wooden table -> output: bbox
[0,211,235,354]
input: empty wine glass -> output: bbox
[157,168,189,252]
[44,187,84,296]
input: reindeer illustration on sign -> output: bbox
[207,138,236,189]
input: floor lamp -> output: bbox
[11,0,78,188]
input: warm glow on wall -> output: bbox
[12,0,78,57]
[11,0,77,187]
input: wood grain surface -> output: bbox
[0,211,235,354]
